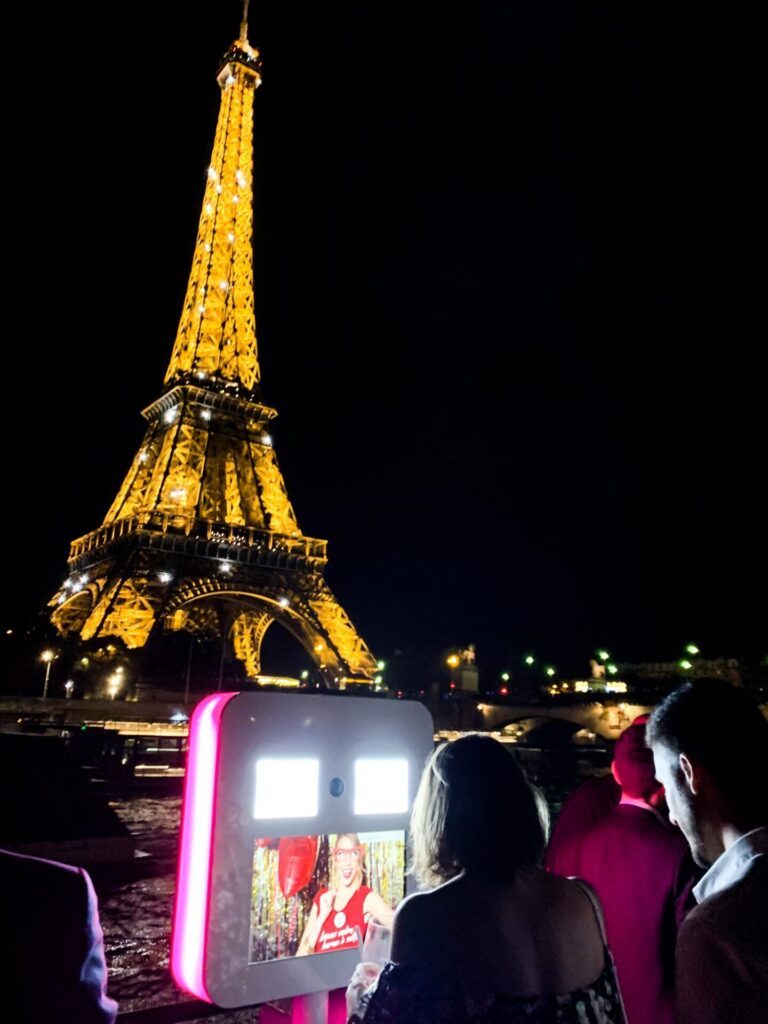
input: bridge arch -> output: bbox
[476,703,652,741]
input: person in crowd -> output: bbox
[346,734,626,1023]
[545,772,620,875]
[0,847,117,1023]
[647,679,768,1024]
[546,717,692,1024]
[546,717,658,876]
[297,833,394,956]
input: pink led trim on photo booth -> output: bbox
[171,691,238,1000]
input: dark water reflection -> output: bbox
[98,744,610,1017]
[97,798,182,1012]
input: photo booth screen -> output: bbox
[249,830,405,962]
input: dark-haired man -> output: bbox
[648,679,768,1024]
[548,717,691,1024]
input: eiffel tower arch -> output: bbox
[49,16,378,690]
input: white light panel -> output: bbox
[254,758,319,818]
[354,758,409,814]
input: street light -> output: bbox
[685,643,700,656]
[545,666,556,678]
[596,649,610,663]
[523,654,535,666]
[64,680,74,699]
[106,672,122,700]
[40,649,56,699]
[446,653,460,669]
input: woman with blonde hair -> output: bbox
[297,833,394,956]
[347,734,626,1023]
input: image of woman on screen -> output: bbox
[297,833,395,955]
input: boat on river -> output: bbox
[0,731,136,865]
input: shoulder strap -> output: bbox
[573,878,609,946]
[573,879,629,1023]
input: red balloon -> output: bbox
[277,836,318,897]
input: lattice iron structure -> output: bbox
[49,16,378,688]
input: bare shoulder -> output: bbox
[523,871,606,988]
[527,871,605,947]
[391,888,445,964]
[538,869,598,911]
[393,888,434,932]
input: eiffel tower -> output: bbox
[49,9,378,689]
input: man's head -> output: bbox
[647,680,768,867]
[611,717,661,801]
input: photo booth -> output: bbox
[171,691,434,1009]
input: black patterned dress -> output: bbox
[348,957,627,1024]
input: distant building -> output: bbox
[621,658,741,686]
[545,679,629,697]
[547,658,742,701]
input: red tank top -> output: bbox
[312,884,372,954]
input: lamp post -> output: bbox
[40,649,55,699]
[184,635,194,704]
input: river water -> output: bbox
[97,745,610,1019]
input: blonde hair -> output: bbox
[410,735,549,888]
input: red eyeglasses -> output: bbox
[333,845,364,861]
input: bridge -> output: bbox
[432,698,653,741]
[3,694,765,746]
[0,694,649,739]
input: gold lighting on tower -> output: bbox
[49,7,378,689]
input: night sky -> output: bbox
[2,3,762,681]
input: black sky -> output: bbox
[2,2,763,679]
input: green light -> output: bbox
[376,660,386,671]
[524,655,535,666]
[679,659,693,671]
[300,670,309,680]
[597,649,610,662]
[501,672,510,682]
[685,644,699,656]
[374,675,383,685]
[545,666,556,677]
[607,663,618,675]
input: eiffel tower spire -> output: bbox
[164,5,262,393]
[240,0,252,46]
[49,17,378,691]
